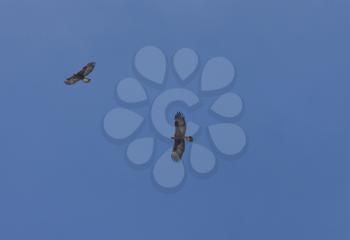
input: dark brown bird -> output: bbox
[171,112,193,161]
[65,62,96,85]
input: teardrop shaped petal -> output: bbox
[104,108,144,140]
[116,78,147,103]
[211,93,243,118]
[173,48,198,81]
[201,57,235,92]
[208,123,246,156]
[127,137,154,165]
[190,144,216,174]
[153,148,185,189]
[135,46,166,85]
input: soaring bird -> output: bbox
[171,112,193,161]
[65,62,96,85]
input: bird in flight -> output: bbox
[171,112,193,161]
[65,62,96,85]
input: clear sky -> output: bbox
[0,0,349,239]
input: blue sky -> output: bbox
[0,0,349,239]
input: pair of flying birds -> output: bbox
[65,62,193,161]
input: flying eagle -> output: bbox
[65,62,96,85]
[171,112,193,161]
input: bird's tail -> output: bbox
[185,136,193,142]
[83,78,91,83]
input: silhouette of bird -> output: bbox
[171,112,193,161]
[65,62,96,85]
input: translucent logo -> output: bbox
[103,46,246,190]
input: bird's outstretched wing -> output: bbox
[77,62,95,77]
[171,112,186,161]
[64,75,81,85]
[65,62,96,85]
